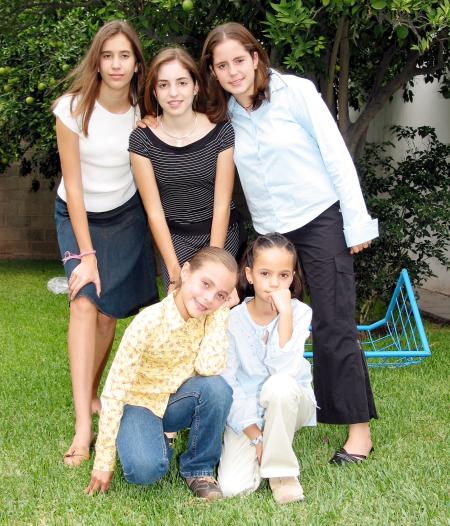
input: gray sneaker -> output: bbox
[185,476,223,501]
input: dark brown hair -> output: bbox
[143,47,207,117]
[200,22,271,122]
[53,20,145,136]
[238,233,303,300]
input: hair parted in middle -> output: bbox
[143,46,208,118]
[200,22,271,123]
[238,232,304,301]
[54,20,146,137]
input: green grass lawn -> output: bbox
[0,260,448,526]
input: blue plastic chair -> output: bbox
[304,269,431,367]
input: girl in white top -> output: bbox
[53,21,157,467]
[218,233,316,505]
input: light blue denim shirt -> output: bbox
[222,298,317,435]
[228,70,378,247]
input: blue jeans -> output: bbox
[116,375,232,485]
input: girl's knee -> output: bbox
[70,296,97,317]
[199,376,232,407]
[261,373,297,396]
[260,374,299,406]
[123,457,169,486]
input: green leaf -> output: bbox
[370,0,386,9]
[395,26,408,40]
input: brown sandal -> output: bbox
[63,446,90,467]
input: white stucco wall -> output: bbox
[366,77,450,295]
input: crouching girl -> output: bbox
[218,233,316,504]
[86,247,238,501]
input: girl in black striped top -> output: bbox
[129,47,242,290]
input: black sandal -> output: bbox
[329,447,374,465]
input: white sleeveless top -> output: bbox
[53,95,140,212]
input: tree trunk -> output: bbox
[344,50,420,157]
[337,17,350,136]
[324,15,346,116]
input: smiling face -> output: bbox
[154,59,198,117]
[98,33,137,92]
[175,261,237,319]
[245,247,295,305]
[211,38,258,106]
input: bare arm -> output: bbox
[56,118,100,299]
[131,152,180,288]
[210,147,235,248]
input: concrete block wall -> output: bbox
[0,171,249,262]
[0,173,59,260]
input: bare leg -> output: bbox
[343,422,373,456]
[65,297,97,464]
[91,312,116,415]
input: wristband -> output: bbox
[62,250,96,264]
[249,435,263,446]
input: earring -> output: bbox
[248,280,253,285]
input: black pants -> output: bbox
[284,203,377,424]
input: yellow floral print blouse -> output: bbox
[93,292,230,472]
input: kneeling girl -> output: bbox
[86,247,238,501]
[218,233,316,504]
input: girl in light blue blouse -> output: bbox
[217,233,316,505]
[201,22,377,467]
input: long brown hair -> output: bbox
[200,22,271,122]
[54,20,145,136]
[143,47,207,117]
[238,233,304,301]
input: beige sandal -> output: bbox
[63,446,90,467]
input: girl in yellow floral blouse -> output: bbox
[85,247,238,501]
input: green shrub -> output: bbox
[355,125,450,321]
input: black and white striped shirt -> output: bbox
[129,121,235,224]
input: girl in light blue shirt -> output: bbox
[201,22,377,467]
[218,233,316,504]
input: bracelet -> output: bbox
[249,435,263,447]
[62,250,96,265]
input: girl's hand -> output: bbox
[167,266,181,294]
[268,288,292,314]
[225,288,240,309]
[85,470,113,495]
[68,255,101,300]
[136,115,159,129]
[350,241,371,254]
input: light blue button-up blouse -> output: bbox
[228,70,379,247]
[222,298,317,435]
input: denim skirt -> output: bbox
[55,192,158,319]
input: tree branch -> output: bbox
[368,44,396,101]
[346,50,421,156]
[325,15,346,112]
[338,17,350,135]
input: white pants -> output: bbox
[218,373,315,498]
